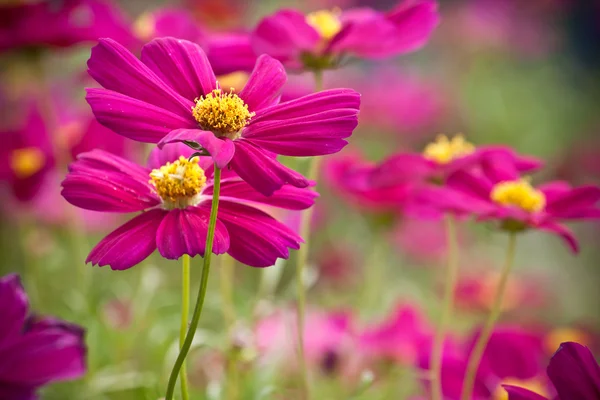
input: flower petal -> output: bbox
[447,170,493,200]
[0,274,28,349]
[86,88,196,143]
[230,139,310,196]
[217,201,302,267]
[537,221,579,253]
[547,342,600,399]
[158,129,235,169]
[206,32,258,75]
[87,209,166,270]
[544,185,600,219]
[502,385,548,400]
[242,109,358,156]
[62,150,160,213]
[141,37,217,102]
[156,207,229,260]
[239,54,286,112]
[212,180,318,210]
[87,38,193,116]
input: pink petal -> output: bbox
[544,185,600,219]
[251,9,320,68]
[87,209,166,270]
[86,88,196,144]
[87,38,192,116]
[206,32,258,75]
[217,200,302,267]
[62,150,160,213]
[0,274,28,349]
[239,54,286,112]
[447,170,493,200]
[158,129,235,169]
[141,37,217,102]
[384,0,440,52]
[147,142,197,169]
[252,88,360,123]
[242,109,358,156]
[156,207,229,260]
[230,139,309,196]
[214,179,318,210]
[536,221,579,253]
[502,385,548,400]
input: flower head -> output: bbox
[86,37,360,195]
[0,274,86,399]
[251,0,440,70]
[61,144,318,269]
[423,134,475,164]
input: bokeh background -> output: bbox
[1,0,599,399]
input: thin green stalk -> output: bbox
[430,215,460,400]
[460,233,517,400]
[165,166,222,400]
[295,68,324,399]
[179,254,191,400]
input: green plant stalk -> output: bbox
[295,68,324,400]
[179,254,191,400]
[460,232,517,400]
[165,166,222,400]
[430,215,460,400]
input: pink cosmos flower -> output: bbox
[61,144,317,269]
[0,0,137,52]
[0,274,86,399]
[85,37,360,195]
[419,161,600,252]
[251,0,440,70]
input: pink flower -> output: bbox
[251,0,440,70]
[0,0,137,52]
[86,37,360,195]
[420,161,600,252]
[61,144,317,269]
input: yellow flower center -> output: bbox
[133,12,155,40]
[545,328,589,355]
[149,156,207,209]
[493,377,548,400]
[10,147,46,179]
[423,134,475,164]
[192,88,254,139]
[490,179,546,213]
[306,9,342,40]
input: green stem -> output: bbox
[164,166,222,400]
[179,254,191,400]
[460,233,517,400]
[295,68,324,400]
[430,215,460,400]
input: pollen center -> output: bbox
[10,147,46,179]
[490,179,546,213]
[423,134,475,164]
[149,156,207,209]
[306,9,342,40]
[192,88,254,139]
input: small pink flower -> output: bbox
[86,37,360,195]
[61,144,317,269]
[251,0,440,70]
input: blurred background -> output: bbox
[1,0,599,399]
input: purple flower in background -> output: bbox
[0,274,86,399]
[251,0,440,70]
[86,37,360,195]
[504,342,600,400]
[0,0,138,53]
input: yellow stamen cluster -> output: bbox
[149,156,207,209]
[192,88,254,138]
[10,147,45,179]
[306,9,342,40]
[490,179,546,213]
[493,378,548,400]
[423,134,476,164]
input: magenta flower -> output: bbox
[0,274,86,399]
[61,144,317,269]
[0,0,137,52]
[419,162,600,252]
[504,342,600,400]
[251,0,440,70]
[86,37,360,195]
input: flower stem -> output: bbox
[295,69,324,399]
[165,166,222,400]
[430,215,460,400]
[179,254,191,400]
[460,232,517,400]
